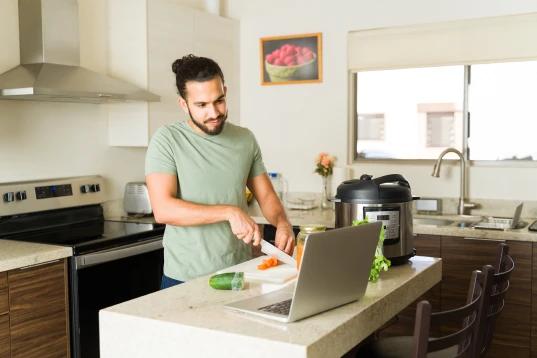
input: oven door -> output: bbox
[69,237,163,358]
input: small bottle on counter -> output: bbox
[268,172,285,200]
[296,224,326,270]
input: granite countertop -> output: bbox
[247,202,537,242]
[107,198,537,242]
[0,239,72,273]
[99,256,441,358]
[413,213,537,242]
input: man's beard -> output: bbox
[188,107,227,135]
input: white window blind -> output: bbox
[348,13,537,71]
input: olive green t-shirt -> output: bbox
[145,121,266,281]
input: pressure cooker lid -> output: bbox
[336,174,412,204]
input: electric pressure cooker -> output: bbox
[334,174,415,265]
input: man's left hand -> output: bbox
[274,222,295,255]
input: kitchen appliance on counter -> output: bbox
[0,176,164,358]
[123,182,152,215]
[334,174,415,265]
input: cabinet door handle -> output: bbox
[462,237,506,243]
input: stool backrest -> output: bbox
[476,244,514,357]
[412,269,489,358]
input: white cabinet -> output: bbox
[107,0,239,146]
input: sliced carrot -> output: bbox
[257,256,279,270]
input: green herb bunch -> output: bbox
[352,218,391,282]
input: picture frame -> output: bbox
[260,32,322,86]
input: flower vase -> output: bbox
[320,176,331,209]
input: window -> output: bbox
[426,111,455,148]
[353,60,537,162]
[468,61,537,161]
[358,113,384,140]
[355,66,464,160]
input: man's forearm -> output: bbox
[153,197,232,226]
[259,194,292,229]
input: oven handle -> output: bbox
[75,237,163,269]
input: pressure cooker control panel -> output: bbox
[363,207,400,243]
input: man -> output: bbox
[145,54,295,289]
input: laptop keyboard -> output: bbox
[258,299,292,315]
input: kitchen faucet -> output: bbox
[431,148,478,215]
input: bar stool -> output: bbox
[361,242,514,358]
[474,243,514,357]
[364,267,491,358]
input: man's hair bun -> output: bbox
[171,54,224,99]
[171,59,182,74]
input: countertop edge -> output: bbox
[0,239,73,273]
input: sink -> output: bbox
[413,218,455,226]
[453,221,475,228]
[454,215,483,222]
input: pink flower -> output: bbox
[314,152,336,177]
[321,157,332,167]
[315,152,328,164]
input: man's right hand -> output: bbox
[227,207,261,246]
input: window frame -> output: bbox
[348,65,537,168]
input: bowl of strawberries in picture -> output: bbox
[265,43,317,82]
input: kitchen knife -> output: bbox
[260,239,296,266]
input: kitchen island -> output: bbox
[99,256,440,358]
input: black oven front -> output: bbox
[70,236,163,358]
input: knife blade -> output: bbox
[260,239,296,266]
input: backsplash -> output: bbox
[423,197,537,218]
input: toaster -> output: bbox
[123,182,152,215]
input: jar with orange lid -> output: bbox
[296,224,326,269]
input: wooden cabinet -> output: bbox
[0,272,9,358]
[442,237,531,358]
[531,243,537,358]
[0,272,7,315]
[379,234,442,337]
[380,234,532,357]
[1,259,70,358]
[107,0,240,146]
[0,314,9,358]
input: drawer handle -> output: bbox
[462,237,506,243]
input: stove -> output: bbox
[0,176,165,358]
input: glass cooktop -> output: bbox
[0,205,164,255]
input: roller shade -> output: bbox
[348,13,537,71]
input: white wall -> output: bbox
[0,0,215,201]
[0,0,145,200]
[2,0,537,203]
[226,0,537,201]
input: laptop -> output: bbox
[474,202,525,230]
[224,221,382,323]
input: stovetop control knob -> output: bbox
[89,184,97,193]
[3,192,15,203]
[15,191,27,201]
[80,185,90,194]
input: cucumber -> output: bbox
[209,272,244,290]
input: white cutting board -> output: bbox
[216,256,297,284]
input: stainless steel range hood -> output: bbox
[0,0,159,103]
